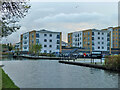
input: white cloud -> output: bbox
[34,12,104,23]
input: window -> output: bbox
[44,45,47,47]
[107,38,110,41]
[84,33,86,35]
[49,45,52,47]
[24,42,27,44]
[102,33,104,35]
[49,39,52,42]
[50,34,52,37]
[107,33,110,37]
[116,37,117,39]
[92,47,94,50]
[24,36,27,39]
[98,42,100,44]
[49,50,52,53]
[88,32,90,35]
[92,42,94,45]
[116,33,117,35]
[57,35,60,38]
[88,37,90,40]
[36,33,39,38]
[36,39,39,43]
[102,37,104,40]
[92,32,94,35]
[57,40,60,44]
[78,43,79,46]
[44,34,47,36]
[92,37,94,40]
[98,32,100,35]
[88,42,90,45]
[102,42,104,44]
[57,45,60,49]
[24,47,27,49]
[80,37,81,40]
[116,29,117,31]
[102,47,104,49]
[44,50,47,53]
[98,47,100,49]
[44,39,47,42]
[78,34,79,37]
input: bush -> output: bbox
[105,55,120,70]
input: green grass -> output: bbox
[0,67,19,89]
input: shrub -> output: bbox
[105,55,120,70]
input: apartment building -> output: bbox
[102,26,120,54]
[21,29,62,54]
[68,29,111,53]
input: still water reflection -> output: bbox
[1,59,119,88]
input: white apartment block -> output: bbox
[21,29,62,54]
[68,29,111,52]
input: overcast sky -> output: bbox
[2,1,118,44]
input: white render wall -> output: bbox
[21,31,61,53]
[36,32,60,53]
[22,32,29,51]
[72,31,83,48]
[92,30,110,51]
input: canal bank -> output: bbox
[0,67,19,89]
[59,61,120,72]
[13,55,75,60]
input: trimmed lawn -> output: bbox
[0,67,19,89]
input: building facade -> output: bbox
[103,27,120,54]
[21,29,62,54]
[68,29,111,54]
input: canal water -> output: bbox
[1,58,119,88]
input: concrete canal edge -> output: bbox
[59,61,120,72]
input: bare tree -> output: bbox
[0,0,31,37]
